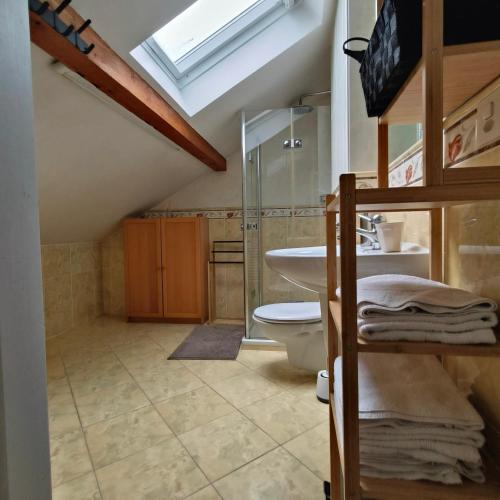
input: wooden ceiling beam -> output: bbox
[29,2,227,171]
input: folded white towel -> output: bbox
[355,275,497,318]
[358,328,496,344]
[361,463,462,485]
[333,354,486,484]
[358,313,498,334]
[360,421,485,448]
[358,310,497,324]
[335,354,484,428]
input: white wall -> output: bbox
[0,2,51,498]
[331,0,377,189]
[154,150,243,210]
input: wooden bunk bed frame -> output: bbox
[326,0,500,498]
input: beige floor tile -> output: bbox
[52,472,101,500]
[75,381,150,427]
[186,485,221,500]
[178,412,277,481]
[133,365,205,403]
[47,377,72,398]
[148,327,193,351]
[96,437,208,500]
[284,422,330,481]
[119,350,182,375]
[67,354,134,398]
[47,355,66,381]
[113,338,164,363]
[104,330,150,349]
[210,372,283,408]
[61,346,112,369]
[254,358,315,389]
[85,406,173,469]
[50,429,93,488]
[236,349,287,371]
[213,447,324,500]
[285,380,318,399]
[181,359,252,384]
[155,385,236,434]
[241,391,327,444]
[65,352,119,376]
[48,391,81,437]
[46,339,61,358]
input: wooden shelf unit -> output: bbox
[379,40,500,125]
[326,176,500,500]
[326,1,500,498]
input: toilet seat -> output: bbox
[253,302,321,324]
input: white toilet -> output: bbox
[252,302,325,373]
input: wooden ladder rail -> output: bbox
[326,194,342,500]
[377,0,444,281]
[339,174,361,499]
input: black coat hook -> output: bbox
[35,1,49,15]
[55,0,72,14]
[61,24,74,37]
[29,0,94,56]
[77,19,91,34]
[83,43,95,55]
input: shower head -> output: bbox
[292,104,314,114]
[293,90,331,114]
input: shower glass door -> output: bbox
[242,143,262,338]
[242,106,331,339]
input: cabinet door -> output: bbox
[123,219,163,318]
[161,218,201,319]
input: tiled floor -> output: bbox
[46,317,329,499]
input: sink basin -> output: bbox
[265,242,430,402]
[265,242,429,293]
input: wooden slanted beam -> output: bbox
[29,1,227,171]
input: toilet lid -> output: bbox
[253,302,321,324]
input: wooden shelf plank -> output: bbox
[329,397,345,474]
[327,181,500,213]
[380,41,500,125]
[329,300,500,358]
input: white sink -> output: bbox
[265,242,429,402]
[265,242,429,293]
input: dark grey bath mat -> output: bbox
[168,324,244,360]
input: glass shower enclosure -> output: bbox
[241,106,332,339]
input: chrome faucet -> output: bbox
[357,214,386,249]
[336,214,386,249]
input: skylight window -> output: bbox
[143,0,298,88]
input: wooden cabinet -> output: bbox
[123,219,163,319]
[123,217,208,322]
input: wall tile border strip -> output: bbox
[143,206,326,220]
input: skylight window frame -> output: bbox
[142,0,295,89]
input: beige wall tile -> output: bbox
[101,228,125,317]
[42,241,103,338]
[444,201,500,456]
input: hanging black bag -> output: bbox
[344,0,500,118]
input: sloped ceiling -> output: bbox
[32,0,334,244]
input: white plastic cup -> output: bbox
[376,222,403,252]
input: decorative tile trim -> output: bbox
[143,206,326,220]
[389,145,423,188]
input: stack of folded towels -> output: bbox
[356,274,498,344]
[334,353,486,484]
